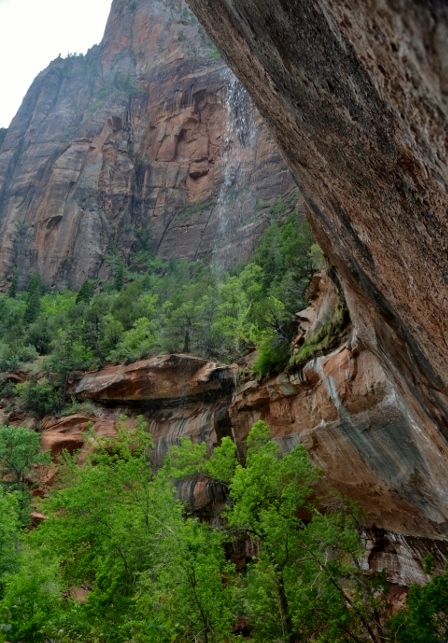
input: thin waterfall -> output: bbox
[212,70,255,271]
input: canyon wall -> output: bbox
[186,0,448,530]
[0,0,296,289]
[1,0,447,582]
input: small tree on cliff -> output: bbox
[0,425,50,490]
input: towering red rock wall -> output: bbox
[186,0,448,525]
[0,0,296,289]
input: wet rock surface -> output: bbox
[187,0,448,534]
[364,528,448,586]
[230,343,448,539]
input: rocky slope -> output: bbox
[186,0,448,535]
[0,0,296,289]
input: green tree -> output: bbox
[15,377,61,417]
[25,321,52,355]
[75,278,94,304]
[223,421,388,642]
[23,275,43,326]
[0,425,50,490]
[225,421,319,642]
[108,316,158,363]
[7,270,18,299]
[114,261,125,292]
[111,280,145,329]
[100,314,124,356]
[139,517,235,643]
[0,547,62,643]
[389,565,448,642]
[0,491,21,599]
[161,300,197,354]
[3,418,236,642]
[15,419,167,639]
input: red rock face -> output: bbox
[69,354,237,402]
[186,0,448,534]
[224,272,448,542]
[65,353,237,463]
[0,0,296,289]
[230,344,448,538]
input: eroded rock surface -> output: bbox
[0,0,296,289]
[187,0,448,530]
[231,344,448,539]
[69,353,237,403]
[41,355,237,514]
[364,528,448,586]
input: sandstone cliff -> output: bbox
[2,0,447,587]
[0,0,296,289]
[186,0,448,535]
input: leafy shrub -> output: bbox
[389,566,448,642]
[15,378,61,417]
[0,425,50,489]
[252,329,290,377]
[0,343,38,372]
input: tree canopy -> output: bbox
[0,419,445,641]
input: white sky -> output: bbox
[0,0,112,128]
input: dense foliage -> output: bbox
[0,204,444,641]
[0,420,446,642]
[0,214,321,416]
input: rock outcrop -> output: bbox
[231,343,448,539]
[187,0,448,534]
[228,271,447,540]
[69,353,237,403]
[64,354,237,462]
[0,0,297,289]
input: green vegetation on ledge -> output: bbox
[289,298,351,371]
[0,214,319,416]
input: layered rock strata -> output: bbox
[227,271,448,545]
[231,344,448,539]
[0,0,296,289]
[65,353,237,456]
[186,0,448,538]
[37,341,448,583]
[36,355,236,528]
[69,353,237,403]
